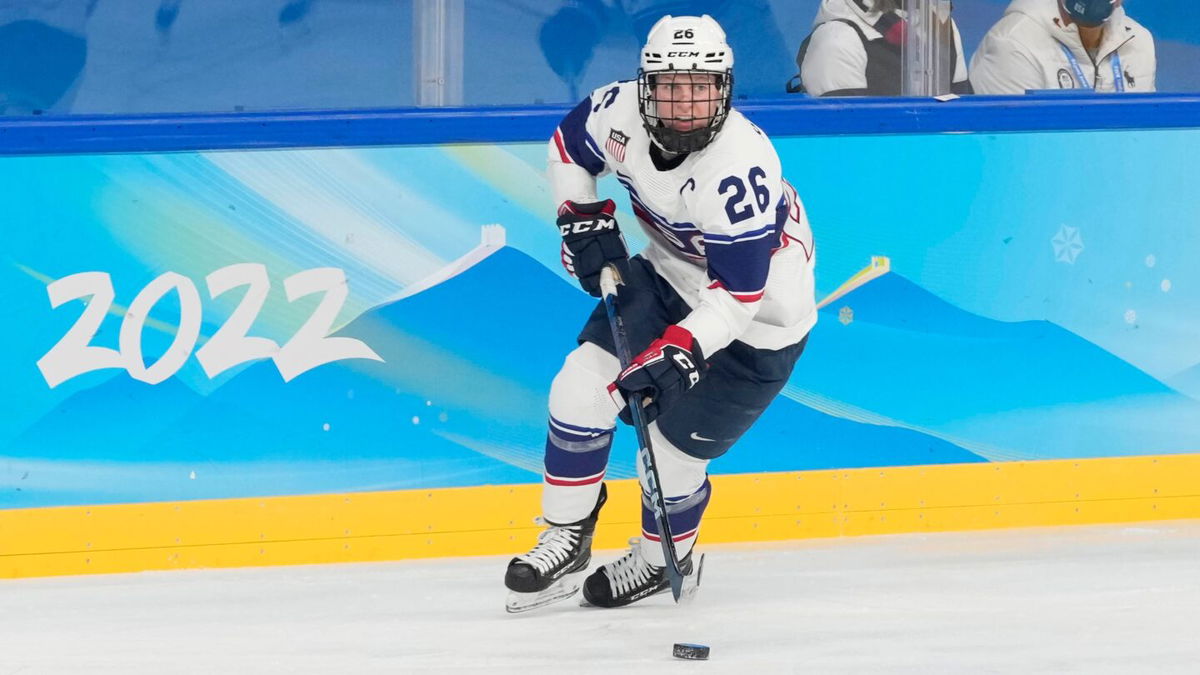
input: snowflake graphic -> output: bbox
[839,306,854,326]
[1051,225,1084,264]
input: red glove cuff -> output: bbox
[558,199,617,218]
[660,324,695,352]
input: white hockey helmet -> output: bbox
[637,15,734,153]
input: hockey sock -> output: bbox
[542,343,622,524]
[639,476,711,566]
[542,416,613,523]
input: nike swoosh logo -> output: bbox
[690,432,716,442]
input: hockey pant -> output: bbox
[542,342,710,565]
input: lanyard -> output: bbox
[1059,42,1125,92]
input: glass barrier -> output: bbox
[0,0,1194,116]
[902,0,958,96]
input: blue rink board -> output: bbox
[2,93,1200,155]
[2,97,1200,508]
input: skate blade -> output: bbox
[505,571,585,614]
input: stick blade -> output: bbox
[670,553,705,603]
[669,572,684,601]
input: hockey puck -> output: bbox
[672,643,710,660]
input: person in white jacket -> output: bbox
[793,0,972,96]
[970,0,1156,94]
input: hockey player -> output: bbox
[504,14,816,612]
[970,0,1156,94]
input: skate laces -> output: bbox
[516,517,581,573]
[606,537,659,596]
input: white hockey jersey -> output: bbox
[547,79,816,355]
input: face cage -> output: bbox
[637,69,733,154]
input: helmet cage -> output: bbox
[637,67,733,154]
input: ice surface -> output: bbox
[3,521,1198,673]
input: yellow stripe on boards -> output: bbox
[2,453,1199,579]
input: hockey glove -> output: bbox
[610,325,705,425]
[557,199,629,297]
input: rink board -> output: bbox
[4,98,1200,578]
[3,453,1199,579]
[5,112,1200,511]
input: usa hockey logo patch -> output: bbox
[606,129,629,163]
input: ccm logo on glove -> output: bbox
[609,324,705,425]
[557,199,629,297]
[558,219,616,236]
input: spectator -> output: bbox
[791,0,972,96]
[971,0,1155,94]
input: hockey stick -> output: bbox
[599,264,693,602]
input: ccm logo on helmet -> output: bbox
[667,51,700,57]
[559,220,616,236]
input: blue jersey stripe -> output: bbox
[557,97,605,176]
[707,235,774,295]
[706,200,789,295]
[703,222,776,244]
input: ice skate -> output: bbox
[580,537,700,608]
[504,484,606,613]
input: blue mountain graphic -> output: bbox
[7,248,987,507]
[7,377,204,461]
[803,272,1200,459]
